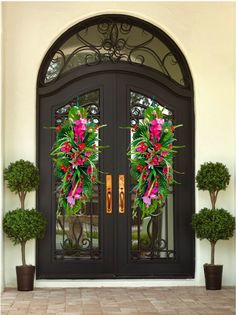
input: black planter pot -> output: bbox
[16,265,35,291]
[204,264,223,290]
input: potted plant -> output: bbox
[3,160,47,291]
[192,162,235,290]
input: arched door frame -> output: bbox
[36,14,195,279]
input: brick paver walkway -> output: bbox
[1,287,235,315]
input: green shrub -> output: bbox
[192,208,235,264]
[3,208,47,266]
[196,162,230,208]
[4,160,39,209]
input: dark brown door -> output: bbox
[37,67,194,279]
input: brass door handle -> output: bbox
[119,174,125,214]
[106,174,112,214]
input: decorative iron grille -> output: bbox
[42,16,187,87]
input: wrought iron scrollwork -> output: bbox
[130,91,173,128]
[43,17,186,86]
[146,206,174,259]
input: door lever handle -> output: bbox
[106,174,112,214]
[119,175,125,214]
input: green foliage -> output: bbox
[3,208,47,245]
[4,160,39,194]
[192,208,235,243]
[51,105,107,216]
[196,162,230,193]
[129,104,183,218]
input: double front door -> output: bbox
[37,70,194,279]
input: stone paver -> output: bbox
[1,287,235,315]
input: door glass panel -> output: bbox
[129,91,175,260]
[54,90,101,260]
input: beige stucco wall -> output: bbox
[0,1,4,293]
[2,2,236,287]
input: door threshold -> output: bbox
[35,278,196,288]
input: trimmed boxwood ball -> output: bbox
[196,162,230,209]
[192,208,235,265]
[3,208,47,266]
[4,160,39,209]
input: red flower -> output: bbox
[161,151,168,157]
[169,143,173,149]
[153,143,162,151]
[91,175,96,182]
[66,173,72,181]
[136,164,143,173]
[151,156,160,166]
[87,166,93,175]
[78,143,86,151]
[75,156,86,165]
[85,151,92,157]
[137,142,148,152]
[61,142,72,152]
[163,166,169,174]
[56,125,62,132]
[60,164,67,172]
[142,173,148,180]
[167,175,172,183]
[171,126,175,132]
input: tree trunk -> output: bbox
[18,192,25,210]
[21,241,26,266]
[210,241,216,265]
[209,192,216,209]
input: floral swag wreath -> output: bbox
[129,105,183,218]
[51,103,182,218]
[51,105,106,216]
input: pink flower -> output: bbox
[87,166,93,175]
[150,118,164,141]
[74,118,87,142]
[142,185,158,208]
[74,156,87,166]
[137,142,148,152]
[142,196,151,208]
[161,151,169,157]
[67,196,75,208]
[67,184,83,208]
[163,165,170,174]
[151,156,160,166]
[61,142,72,152]
[85,151,92,157]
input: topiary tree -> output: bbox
[4,160,39,209]
[192,208,235,265]
[3,208,47,266]
[196,162,230,209]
